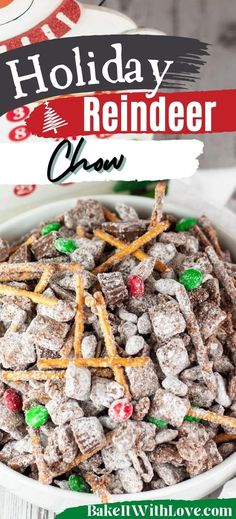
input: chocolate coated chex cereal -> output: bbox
[118,467,143,493]
[31,233,60,260]
[71,417,105,454]
[27,315,69,352]
[131,258,155,280]
[65,200,105,230]
[37,289,76,322]
[155,464,187,486]
[149,301,186,341]
[90,377,123,408]
[0,403,24,438]
[196,302,226,339]
[0,239,10,262]
[0,333,36,370]
[70,249,95,271]
[126,359,159,399]
[98,272,128,308]
[9,243,31,264]
[115,203,139,222]
[46,398,84,426]
[102,445,132,471]
[101,221,148,242]
[162,376,188,397]
[148,242,176,263]
[156,337,190,376]
[151,389,190,427]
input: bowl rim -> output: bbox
[0,193,235,505]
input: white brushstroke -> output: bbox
[0,139,203,185]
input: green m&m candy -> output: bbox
[54,238,77,255]
[69,474,91,493]
[179,268,203,291]
[147,416,168,428]
[41,223,61,236]
[176,217,197,233]
[25,405,49,428]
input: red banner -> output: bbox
[26,89,236,139]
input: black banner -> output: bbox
[0,35,209,116]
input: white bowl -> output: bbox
[0,194,235,511]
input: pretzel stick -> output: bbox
[34,266,54,294]
[0,285,58,307]
[0,273,33,283]
[52,430,117,479]
[176,284,216,395]
[76,225,86,237]
[192,225,211,249]
[93,221,169,274]
[0,262,83,282]
[188,407,236,430]
[74,274,85,358]
[2,370,65,382]
[149,181,167,228]
[85,473,110,504]
[94,229,169,273]
[76,225,92,239]
[94,292,132,399]
[103,207,120,222]
[214,433,236,444]
[198,215,224,258]
[29,428,52,485]
[60,324,75,358]
[37,356,148,370]
[206,246,236,305]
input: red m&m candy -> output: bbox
[108,399,133,423]
[128,275,144,298]
[3,389,22,414]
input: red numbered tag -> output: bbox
[7,107,30,123]
[13,185,36,197]
[8,126,31,142]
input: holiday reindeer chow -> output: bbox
[0,185,236,500]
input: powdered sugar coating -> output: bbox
[162,376,188,397]
[149,302,186,341]
[151,389,190,427]
[65,364,91,401]
[0,333,36,370]
[125,335,145,355]
[156,337,190,376]
[118,467,143,493]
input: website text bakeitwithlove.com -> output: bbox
[86,503,233,518]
